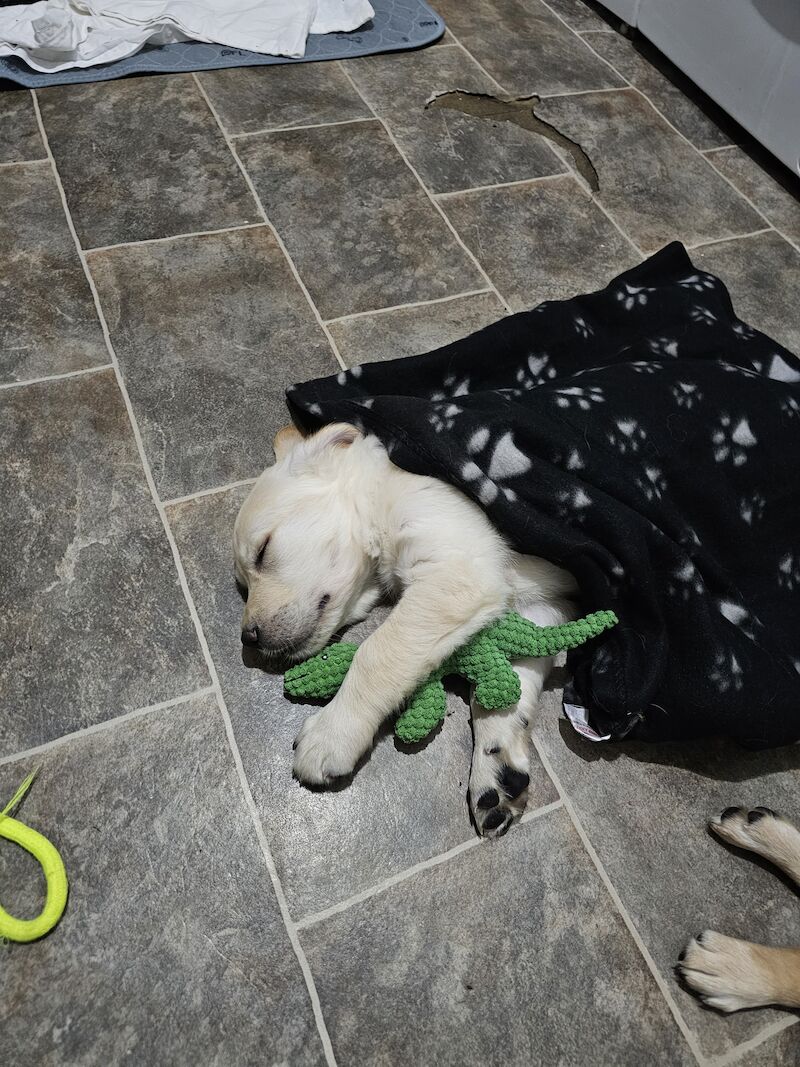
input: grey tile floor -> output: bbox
[1,1,800,1062]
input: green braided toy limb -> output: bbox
[284,609,618,745]
[0,772,68,943]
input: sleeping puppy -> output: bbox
[233,421,577,837]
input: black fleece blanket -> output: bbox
[288,244,800,748]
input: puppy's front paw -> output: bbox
[292,707,371,787]
[678,930,782,1012]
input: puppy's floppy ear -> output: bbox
[273,424,304,461]
[303,422,363,456]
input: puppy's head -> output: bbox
[233,422,380,661]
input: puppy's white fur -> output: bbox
[234,423,576,833]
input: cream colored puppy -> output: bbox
[234,422,576,836]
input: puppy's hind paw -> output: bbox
[469,757,530,839]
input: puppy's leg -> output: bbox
[679,807,800,1011]
[469,599,574,838]
[293,564,507,786]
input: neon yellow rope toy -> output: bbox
[0,771,68,943]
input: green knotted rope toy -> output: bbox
[285,609,618,743]
[0,771,68,943]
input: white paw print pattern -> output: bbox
[556,486,593,522]
[336,366,363,384]
[648,336,679,357]
[636,465,667,502]
[629,361,664,375]
[739,492,765,525]
[766,352,800,382]
[444,373,470,396]
[574,316,593,338]
[461,429,530,506]
[778,552,799,591]
[553,385,605,410]
[712,414,757,466]
[732,320,756,342]
[678,273,716,292]
[719,599,751,629]
[690,305,717,325]
[710,649,744,693]
[429,402,462,433]
[672,381,702,409]
[667,560,704,601]
[607,417,647,455]
[616,282,655,310]
[512,352,557,395]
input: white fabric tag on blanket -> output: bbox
[563,702,612,742]
[0,0,375,71]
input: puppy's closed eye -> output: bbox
[255,535,271,569]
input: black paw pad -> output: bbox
[477,789,500,811]
[748,807,776,823]
[498,765,529,799]
[720,806,743,820]
[482,808,508,832]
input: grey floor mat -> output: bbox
[0,0,443,88]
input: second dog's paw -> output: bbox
[678,930,781,1012]
[711,806,796,861]
[292,708,370,787]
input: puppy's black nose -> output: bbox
[241,624,260,647]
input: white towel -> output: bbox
[0,0,375,72]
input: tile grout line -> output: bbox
[323,286,496,325]
[536,131,647,260]
[84,221,266,256]
[529,735,707,1066]
[0,362,113,392]
[538,85,634,99]
[538,0,637,86]
[0,689,216,770]
[31,87,339,1067]
[702,145,736,156]
[163,476,257,509]
[338,66,514,314]
[0,156,49,169]
[444,0,795,260]
[621,81,800,253]
[434,29,511,96]
[487,5,648,260]
[186,73,341,1066]
[191,73,348,373]
[433,173,569,201]
[708,1015,799,1067]
[295,799,564,931]
[436,23,647,261]
[555,27,797,259]
[230,115,378,139]
[686,227,773,251]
